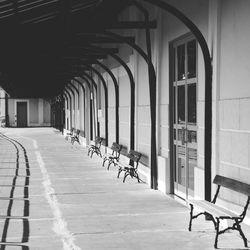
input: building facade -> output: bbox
[0,89,51,127]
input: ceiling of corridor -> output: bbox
[0,0,133,98]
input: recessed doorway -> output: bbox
[170,35,198,200]
[16,101,28,127]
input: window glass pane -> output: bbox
[173,86,176,124]
[173,47,176,81]
[173,145,176,182]
[187,40,196,79]
[188,83,196,123]
[187,130,197,143]
[177,146,186,186]
[188,148,197,191]
[177,85,185,124]
[177,44,185,80]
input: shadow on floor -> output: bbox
[0,134,30,250]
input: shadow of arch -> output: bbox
[0,133,30,249]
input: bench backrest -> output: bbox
[213,175,250,197]
[111,142,122,157]
[213,175,250,218]
[127,150,141,168]
[95,137,104,148]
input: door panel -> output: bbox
[17,102,28,127]
[171,36,197,199]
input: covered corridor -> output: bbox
[0,127,249,249]
[1,0,250,249]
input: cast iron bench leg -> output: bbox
[188,204,194,231]
[102,157,107,167]
[214,218,220,249]
[235,219,248,247]
[123,171,130,183]
[117,168,122,178]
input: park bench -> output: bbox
[117,150,142,183]
[65,128,74,141]
[70,129,80,145]
[87,136,104,158]
[66,128,74,137]
[102,142,123,170]
[188,175,250,248]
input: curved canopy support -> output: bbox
[73,78,86,134]
[66,85,76,128]
[64,88,72,130]
[95,30,157,189]
[94,60,119,144]
[82,64,109,146]
[79,73,98,138]
[81,45,136,154]
[141,0,213,201]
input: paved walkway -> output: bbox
[0,127,249,250]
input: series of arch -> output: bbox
[51,0,212,199]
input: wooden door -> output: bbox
[171,36,197,199]
[17,102,28,127]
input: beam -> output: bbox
[101,20,157,29]
[72,36,135,44]
[65,47,119,54]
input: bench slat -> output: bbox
[188,200,239,218]
[214,175,250,196]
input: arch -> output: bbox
[69,81,80,108]
[64,89,72,130]
[79,73,98,139]
[94,30,158,189]
[79,45,136,151]
[82,64,109,146]
[140,0,213,201]
[94,60,119,144]
[66,85,76,128]
[69,82,80,129]
[73,78,86,134]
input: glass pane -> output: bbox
[173,86,176,124]
[188,83,196,123]
[187,40,196,79]
[188,148,196,191]
[177,44,185,80]
[173,145,176,182]
[177,146,186,186]
[178,85,185,124]
[173,47,176,81]
[178,129,184,142]
[187,130,197,143]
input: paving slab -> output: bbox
[0,127,249,250]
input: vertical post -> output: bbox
[144,9,158,190]
[5,93,9,127]
[90,90,93,140]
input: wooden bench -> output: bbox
[188,175,250,248]
[65,128,74,139]
[70,129,80,145]
[117,150,142,183]
[102,142,123,170]
[87,136,104,158]
[65,128,74,141]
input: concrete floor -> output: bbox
[0,127,249,250]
